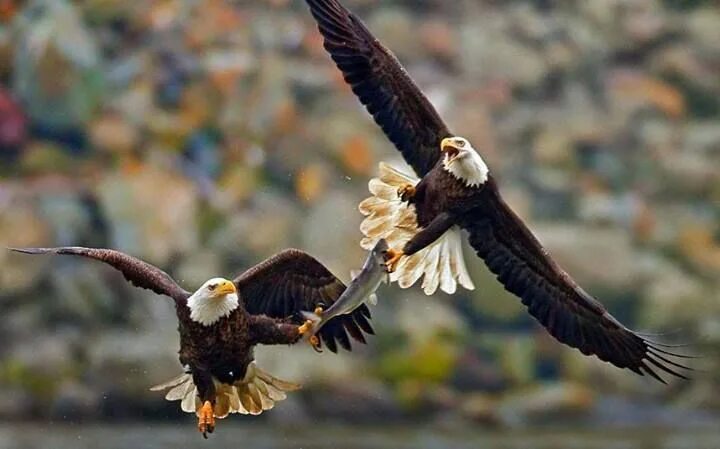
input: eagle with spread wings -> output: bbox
[10,246,373,437]
[303,0,691,383]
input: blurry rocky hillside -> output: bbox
[0,0,718,428]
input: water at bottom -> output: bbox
[1,423,718,449]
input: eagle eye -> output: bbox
[208,284,217,291]
[456,139,466,148]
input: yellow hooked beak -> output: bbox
[215,280,237,296]
[441,137,462,162]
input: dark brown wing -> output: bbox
[305,0,451,176]
[234,249,373,353]
[461,183,691,383]
[9,247,190,302]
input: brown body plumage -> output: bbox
[10,246,373,436]
[175,299,294,397]
[400,161,481,255]
[304,0,693,382]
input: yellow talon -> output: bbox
[398,184,416,202]
[314,306,324,316]
[198,400,215,438]
[309,335,322,353]
[385,248,404,273]
[298,319,314,336]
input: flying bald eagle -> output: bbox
[303,0,691,382]
[10,246,373,437]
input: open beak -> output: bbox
[216,280,237,296]
[441,138,460,162]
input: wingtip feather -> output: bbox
[8,247,49,254]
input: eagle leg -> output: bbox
[398,184,416,203]
[198,400,215,438]
[385,248,405,273]
[307,307,324,352]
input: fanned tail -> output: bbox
[359,163,475,295]
[149,362,300,419]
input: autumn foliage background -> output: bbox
[0,0,719,436]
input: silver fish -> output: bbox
[303,239,389,347]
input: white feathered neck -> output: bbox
[187,278,240,326]
[441,137,489,188]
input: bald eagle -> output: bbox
[303,0,691,382]
[11,246,373,437]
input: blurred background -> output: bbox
[0,0,719,448]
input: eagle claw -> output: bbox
[298,319,314,336]
[309,335,323,353]
[385,248,404,273]
[398,184,416,202]
[198,400,215,438]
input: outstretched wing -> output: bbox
[10,247,191,302]
[234,249,374,353]
[305,0,451,176]
[461,184,692,383]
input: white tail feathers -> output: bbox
[359,162,475,295]
[149,362,300,419]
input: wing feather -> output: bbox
[304,0,451,176]
[9,247,190,302]
[234,249,373,353]
[461,185,691,382]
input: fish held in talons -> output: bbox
[303,239,389,345]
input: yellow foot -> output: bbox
[309,335,323,353]
[298,319,314,336]
[198,400,215,438]
[385,248,404,273]
[398,184,416,202]
[314,306,324,316]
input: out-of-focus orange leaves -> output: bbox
[145,0,182,31]
[273,99,299,135]
[341,135,373,176]
[295,163,327,204]
[120,156,144,176]
[609,71,686,118]
[419,20,457,60]
[89,113,139,156]
[208,69,242,96]
[678,225,720,276]
[302,28,326,59]
[180,83,215,129]
[185,0,245,50]
[632,201,656,242]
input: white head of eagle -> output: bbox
[187,277,240,326]
[441,137,489,188]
